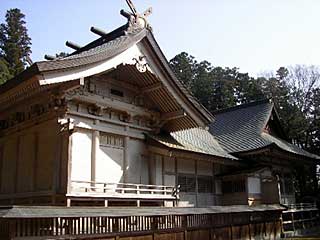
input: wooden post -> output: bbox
[91,129,99,186]
[32,133,39,192]
[14,136,21,194]
[123,126,130,183]
[67,134,73,196]
[195,160,198,207]
[67,198,71,207]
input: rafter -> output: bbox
[141,82,162,94]
[161,109,186,121]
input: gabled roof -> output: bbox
[209,99,320,160]
[0,17,213,131]
[148,128,237,160]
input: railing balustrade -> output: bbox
[70,180,179,199]
[285,202,317,210]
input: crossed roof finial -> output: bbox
[122,0,153,30]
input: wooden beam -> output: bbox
[141,82,162,94]
[90,26,108,37]
[161,109,186,121]
[65,41,82,51]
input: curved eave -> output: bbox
[146,134,238,163]
[143,33,214,125]
[234,143,320,162]
[0,27,212,130]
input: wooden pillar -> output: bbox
[32,133,39,192]
[67,134,73,195]
[123,126,130,183]
[0,144,4,193]
[53,127,62,196]
[91,129,99,184]
[14,136,21,194]
[195,160,198,207]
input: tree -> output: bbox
[170,52,197,90]
[0,57,12,84]
[55,52,69,58]
[0,8,31,83]
[170,53,320,200]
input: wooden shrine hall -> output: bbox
[0,1,319,239]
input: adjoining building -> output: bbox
[210,99,320,206]
[0,4,318,239]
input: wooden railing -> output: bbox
[285,202,317,211]
[282,202,320,234]
[6,211,282,239]
[70,180,179,199]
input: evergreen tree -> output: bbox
[0,57,12,84]
[170,52,197,90]
[0,8,31,83]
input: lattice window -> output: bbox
[198,176,213,193]
[178,175,196,193]
[100,133,124,148]
[222,179,246,194]
[110,88,124,97]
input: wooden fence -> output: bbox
[0,211,282,240]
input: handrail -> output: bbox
[285,202,317,210]
[72,180,175,189]
[70,180,180,198]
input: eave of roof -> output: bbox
[210,99,320,161]
[0,21,213,128]
[148,128,238,161]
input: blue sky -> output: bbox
[1,0,320,76]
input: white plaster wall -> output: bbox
[248,176,261,194]
[149,154,163,185]
[155,154,163,185]
[97,145,123,183]
[126,139,148,184]
[164,156,175,173]
[198,193,214,207]
[215,180,222,195]
[177,158,195,174]
[197,161,213,176]
[71,130,92,181]
[164,174,175,186]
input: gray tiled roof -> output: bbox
[0,22,213,124]
[209,99,320,160]
[149,128,237,160]
[35,28,147,72]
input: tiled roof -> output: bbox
[209,99,320,160]
[35,27,147,72]
[0,21,213,124]
[148,128,237,160]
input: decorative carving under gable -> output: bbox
[87,104,103,116]
[66,78,162,129]
[133,56,150,73]
[0,93,67,131]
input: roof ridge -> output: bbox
[212,98,272,115]
[69,23,129,57]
